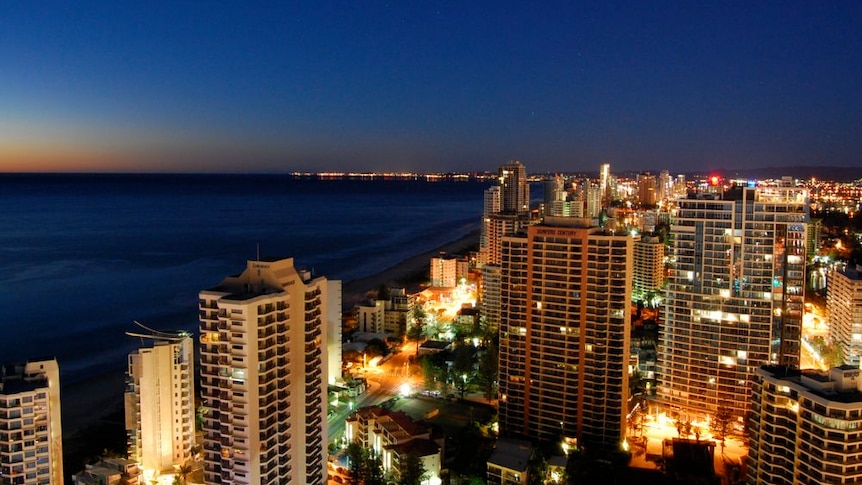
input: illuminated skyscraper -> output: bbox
[828,264,862,366]
[125,329,195,476]
[498,161,529,215]
[0,359,63,485]
[659,184,808,419]
[498,218,632,451]
[637,172,657,206]
[599,163,611,207]
[633,235,665,302]
[749,365,862,484]
[199,258,335,485]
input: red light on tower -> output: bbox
[710,175,721,186]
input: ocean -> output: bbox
[0,174,488,385]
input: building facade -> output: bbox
[199,258,334,485]
[430,255,467,288]
[828,264,862,367]
[498,161,529,215]
[125,331,195,475]
[659,185,808,419]
[345,406,441,484]
[633,235,665,302]
[498,218,632,451]
[0,359,63,485]
[749,365,862,484]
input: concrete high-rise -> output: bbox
[599,163,611,208]
[125,329,195,475]
[633,235,665,302]
[199,258,336,485]
[498,218,632,451]
[749,365,862,484]
[498,161,529,215]
[828,264,862,366]
[637,173,657,207]
[659,185,808,419]
[0,359,63,485]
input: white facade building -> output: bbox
[0,359,63,485]
[199,257,335,485]
[125,330,195,474]
[828,264,862,367]
[749,365,862,484]
[659,185,808,419]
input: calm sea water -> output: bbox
[0,174,487,384]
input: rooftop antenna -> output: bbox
[256,243,260,262]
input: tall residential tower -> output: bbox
[0,359,63,485]
[498,218,632,451]
[199,258,336,485]
[659,185,808,418]
[125,327,196,476]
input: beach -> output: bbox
[62,227,480,473]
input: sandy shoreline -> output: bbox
[341,228,479,309]
[62,227,480,461]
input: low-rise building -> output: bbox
[486,439,530,485]
[345,406,442,484]
[71,458,141,485]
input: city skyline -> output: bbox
[3,2,861,174]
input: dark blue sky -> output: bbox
[2,2,860,173]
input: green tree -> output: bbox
[345,441,385,485]
[364,338,389,358]
[710,404,733,452]
[398,452,428,485]
[346,442,366,484]
[408,304,427,354]
[451,344,475,399]
[477,342,499,402]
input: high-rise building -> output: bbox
[633,235,665,302]
[638,173,657,207]
[542,175,566,217]
[599,163,611,208]
[199,258,335,485]
[479,186,502,266]
[0,359,63,485]
[659,185,808,419]
[125,328,195,475]
[749,365,862,484]
[498,218,632,451]
[479,264,502,331]
[658,170,672,202]
[498,161,529,215]
[430,254,467,288]
[828,264,862,366]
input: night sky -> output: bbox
[2,2,861,174]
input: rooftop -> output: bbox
[487,439,531,473]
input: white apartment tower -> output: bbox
[199,258,334,485]
[0,359,63,485]
[125,329,195,475]
[659,185,808,419]
[498,218,632,451]
[749,365,862,484]
[828,264,862,366]
[479,186,502,266]
[599,163,611,207]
